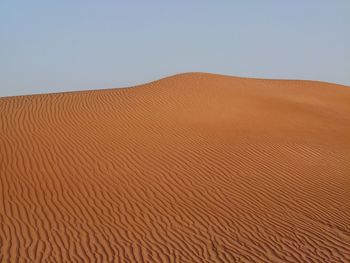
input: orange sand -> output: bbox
[0,73,349,262]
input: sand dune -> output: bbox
[0,73,349,262]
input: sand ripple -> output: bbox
[1,73,349,262]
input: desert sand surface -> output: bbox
[0,72,349,262]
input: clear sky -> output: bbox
[1,1,349,97]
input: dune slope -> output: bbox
[0,73,350,262]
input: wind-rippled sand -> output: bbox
[0,73,349,262]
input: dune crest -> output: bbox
[1,73,350,262]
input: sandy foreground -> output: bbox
[0,73,349,262]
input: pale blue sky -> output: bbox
[1,1,349,97]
